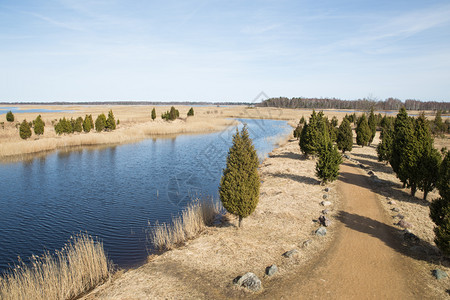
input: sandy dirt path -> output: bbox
[260,161,427,299]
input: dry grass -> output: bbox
[0,104,394,159]
[149,198,222,251]
[0,233,110,300]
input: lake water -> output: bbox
[0,107,69,115]
[0,118,291,273]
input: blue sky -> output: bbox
[1,0,449,102]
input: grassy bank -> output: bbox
[149,198,222,251]
[0,234,110,300]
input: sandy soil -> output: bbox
[81,131,450,299]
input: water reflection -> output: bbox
[0,119,291,273]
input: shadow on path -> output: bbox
[270,172,320,185]
[340,162,429,207]
[269,151,304,160]
[335,211,447,266]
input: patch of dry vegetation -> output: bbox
[149,199,222,251]
[0,233,110,300]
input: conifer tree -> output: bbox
[106,110,116,130]
[219,125,260,228]
[368,107,377,145]
[95,114,107,132]
[33,115,45,136]
[83,115,92,132]
[19,119,32,139]
[6,111,14,122]
[187,107,194,116]
[299,116,305,124]
[316,141,343,183]
[390,108,412,186]
[89,114,94,130]
[336,118,353,153]
[377,117,394,162]
[356,114,371,147]
[151,108,156,121]
[433,110,443,134]
[299,110,328,157]
[73,117,83,133]
[293,123,303,140]
[331,116,339,128]
[430,150,450,255]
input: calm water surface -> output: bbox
[0,118,291,273]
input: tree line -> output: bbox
[54,110,117,135]
[257,97,450,111]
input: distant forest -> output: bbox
[256,97,450,111]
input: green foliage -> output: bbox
[315,141,343,183]
[299,110,328,157]
[105,110,116,130]
[326,117,337,142]
[299,116,305,124]
[6,111,14,122]
[336,118,353,153]
[430,151,450,255]
[331,116,338,128]
[390,108,413,184]
[368,107,377,145]
[83,115,93,133]
[376,117,394,162]
[54,117,72,135]
[433,110,444,134]
[73,117,83,133]
[219,125,260,227]
[437,150,450,199]
[293,123,303,140]
[161,106,180,121]
[95,114,107,132]
[430,194,450,255]
[187,107,194,116]
[356,114,371,147]
[19,119,32,139]
[151,108,156,121]
[33,115,45,136]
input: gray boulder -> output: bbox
[323,194,328,199]
[432,269,448,280]
[234,272,262,292]
[321,201,332,207]
[388,200,396,205]
[315,226,327,236]
[391,207,400,212]
[322,209,329,215]
[324,187,330,192]
[283,249,299,258]
[265,265,278,276]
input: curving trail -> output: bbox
[261,162,426,299]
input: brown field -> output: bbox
[0,104,439,159]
